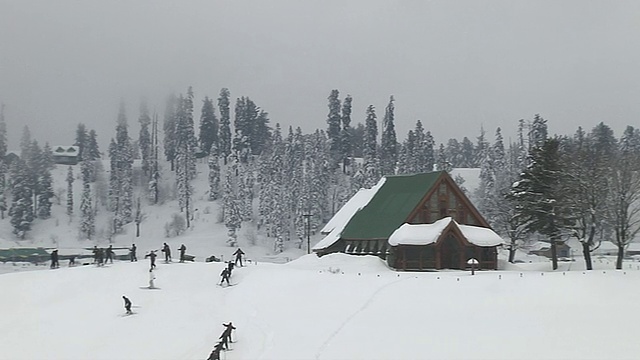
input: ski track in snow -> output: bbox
[314,277,412,360]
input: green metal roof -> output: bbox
[341,171,444,240]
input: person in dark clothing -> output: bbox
[145,250,157,270]
[68,255,75,267]
[233,248,245,267]
[162,243,171,263]
[178,244,186,263]
[220,268,231,286]
[122,295,132,314]
[92,246,99,264]
[227,261,235,275]
[218,331,230,350]
[130,244,137,262]
[97,247,104,266]
[105,245,114,264]
[222,322,236,343]
[50,249,59,269]
[208,342,224,359]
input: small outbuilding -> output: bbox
[52,145,80,165]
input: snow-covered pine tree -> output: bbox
[444,139,462,168]
[436,143,452,173]
[528,114,548,152]
[363,105,379,188]
[9,159,34,239]
[473,126,488,167]
[340,94,353,174]
[199,96,218,156]
[138,100,152,177]
[36,167,53,219]
[74,123,88,161]
[222,165,241,246]
[459,137,475,168]
[66,166,74,218]
[86,129,101,161]
[218,88,232,164]
[0,104,6,162]
[326,89,342,170]
[163,94,178,171]
[115,104,134,225]
[175,93,196,219]
[380,95,397,176]
[208,146,221,201]
[508,137,574,270]
[79,171,95,240]
[133,196,145,237]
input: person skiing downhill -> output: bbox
[130,244,137,262]
[227,261,235,275]
[222,322,236,343]
[145,250,157,270]
[162,243,171,263]
[122,295,132,314]
[220,268,231,286]
[178,244,186,263]
[233,248,245,267]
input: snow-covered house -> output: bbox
[52,145,80,165]
[314,171,504,271]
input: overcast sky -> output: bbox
[1,0,639,151]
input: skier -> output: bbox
[222,322,236,343]
[130,244,137,262]
[122,295,132,315]
[50,249,59,269]
[96,247,104,267]
[207,345,221,360]
[227,261,235,276]
[162,243,171,263]
[219,268,231,286]
[92,246,99,264]
[145,250,157,270]
[149,268,156,289]
[105,245,114,264]
[178,244,186,263]
[233,248,245,267]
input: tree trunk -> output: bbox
[550,239,558,270]
[136,223,140,237]
[508,242,516,263]
[616,245,624,270]
[582,241,593,270]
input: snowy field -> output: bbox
[2,253,640,360]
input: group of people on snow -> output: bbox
[219,248,245,286]
[207,322,236,360]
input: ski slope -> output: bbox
[2,254,640,360]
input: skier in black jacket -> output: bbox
[105,245,114,264]
[130,244,137,262]
[145,250,157,270]
[50,249,59,269]
[162,243,171,263]
[222,322,236,343]
[122,295,132,314]
[219,268,231,286]
[227,261,235,276]
[178,244,186,263]
[233,248,245,267]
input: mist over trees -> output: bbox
[1,87,639,271]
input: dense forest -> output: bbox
[1,89,639,271]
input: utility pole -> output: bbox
[303,213,312,254]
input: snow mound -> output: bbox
[286,253,390,273]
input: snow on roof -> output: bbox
[458,224,505,247]
[388,217,504,247]
[52,145,79,157]
[313,178,386,251]
[320,180,385,234]
[388,218,451,246]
